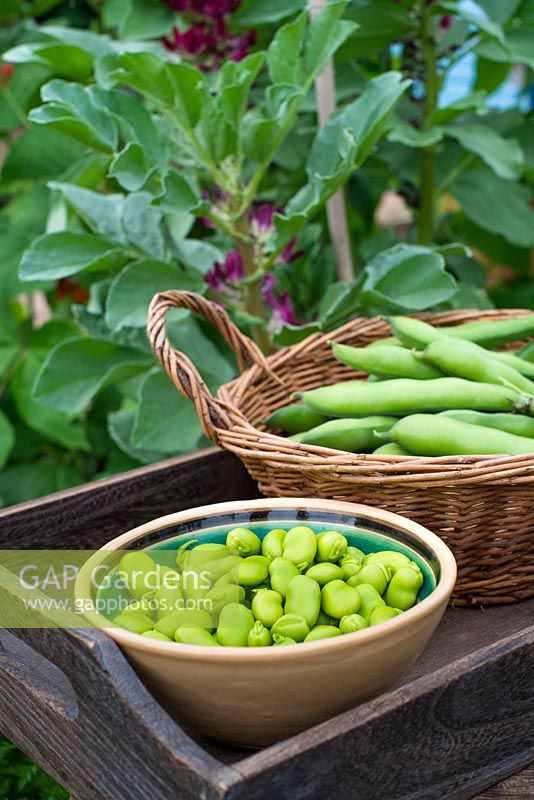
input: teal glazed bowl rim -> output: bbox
[76,498,457,656]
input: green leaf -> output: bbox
[153,171,200,214]
[387,118,443,147]
[0,184,51,295]
[33,338,152,414]
[30,80,118,152]
[132,370,203,453]
[452,167,534,248]
[235,0,306,25]
[0,459,84,506]
[303,0,356,79]
[428,92,488,125]
[73,305,152,353]
[438,1,508,48]
[474,58,511,94]
[109,143,155,191]
[273,322,321,346]
[20,232,127,281]
[0,62,51,133]
[119,0,175,39]
[92,87,167,169]
[3,42,94,81]
[11,328,90,452]
[108,408,161,464]
[1,125,86,183]
[172,239,224,274]
[319,281,364,331]
[122,192,165,258]
[444,124,523,180]
[308,72,411,174]
[96,51,175,105]
[339,3,415,59]
[435,243,472,261]
[476,27,534,68]
[475,0,521,22]
[267,12,307,86]
[0,410,15,471]
[49,183,125,242]
[106,259,204,330]
[360,244,458,311]
[167,63,207,128]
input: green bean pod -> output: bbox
[440,410,534,439]
[384,414,534,456]
[226,527,261,557]
[369,606,401,626]
[422,339,534,396]
[268,557,300,598]
[248,620,272,647]
[113,610,154,635]
[373,442,411,456]
[271,613,310,642]
[339,613,368,634]
[389,314,534,349]
[251,588,284,627]
[285,575,321,627]
[304,625,342,642]
[331,342,444,380]
[356,584,386,621]
[282,526,317,571]
[347,562,392,595]
[297,378,532,418]
[265,404,328,434]
[261,529,287,561]
[321,580,361,619]
[487,350,534,379]
[386,564,423,610]
[175,625,219,646]
[305,562,345,586]
[291,416,395,452]
[365,550,412,574]
[217,602,255,647]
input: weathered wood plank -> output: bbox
[0,627,241,800]
[475,767,534,798]
[227,627,534,800]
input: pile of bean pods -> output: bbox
[110,526,423,647]
[266,315,534,457]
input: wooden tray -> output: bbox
[0,449,532,800]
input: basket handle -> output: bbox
[147,291,268,441]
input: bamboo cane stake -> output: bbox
[310,0,355,282]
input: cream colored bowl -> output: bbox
[75,498,456,748]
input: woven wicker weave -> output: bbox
[148,291,534,606]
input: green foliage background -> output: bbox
[0,0,532,794]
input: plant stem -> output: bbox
[418,8,439,245]
[235,217,271,355]
[0,87,28,129]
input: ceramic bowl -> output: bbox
[75,498,456,748]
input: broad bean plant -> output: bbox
[0,0,532,504]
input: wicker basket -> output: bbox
[147,291,534,606]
